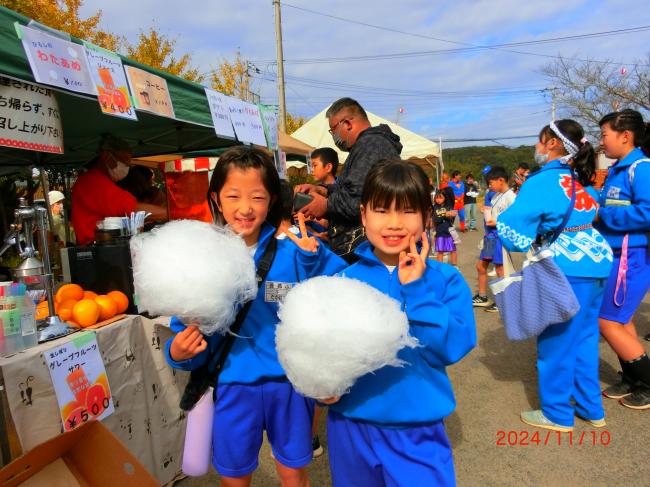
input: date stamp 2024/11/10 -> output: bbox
[496,430,611,447]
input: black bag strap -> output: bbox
[206,236,278,385]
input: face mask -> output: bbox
[332,132,350,152]
[107,156,130,181]
[534,150,549,166]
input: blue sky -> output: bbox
[81,0,649,147]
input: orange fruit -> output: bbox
[94,295,117,321]
[83,290,98,300]
[55,284,84,304]
[107,290,129,314]
[57,299,78,322]
[58,307,73,321]
[36,300,50,320]
[72,299,100,328]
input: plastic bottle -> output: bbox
[20,294,38,350]
[0,285,22,356]
[181,386,214,476]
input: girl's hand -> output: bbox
[319,396,340,405]
[169,325,207,361]
[398,233,430,285]
[286,213,319,253]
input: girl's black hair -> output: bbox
[539,119,595,186]
[207,146,282,227]
[433,189,453,208]
[599,109,650,157]
[361,159,432,225]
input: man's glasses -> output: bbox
[328,118,348,135]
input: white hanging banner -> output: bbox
[226,97,267,146]
[20,24,95,95]
[204,88,235,139]
[0,76,64,153]
[84,44,137,121]
[259,104,279,151]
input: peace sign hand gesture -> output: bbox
[398,232,430,285]
[285,213,320,253]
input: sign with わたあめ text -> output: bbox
[44,331,114,431]
[125,65,175,119]
[19,24,95,95]
[84,43,137,121]
[0,76,63,153]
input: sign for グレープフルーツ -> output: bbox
[84,43,137,121]
[205,88,235,139]
[19,24,95,95]
[0,76,64,153]
[124,65,175,119]
[44,331,114,431]
[259,104,279,151]
[226,96,267,146]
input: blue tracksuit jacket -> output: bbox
[165,222,347,383]
[497,160,612,278]
[596,147,650,250]
[328,241,476,426]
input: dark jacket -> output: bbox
[326,124,402,258]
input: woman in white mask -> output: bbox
[71,135,167,245]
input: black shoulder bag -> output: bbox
[179,237,278,411]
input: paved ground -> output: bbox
[176,227,649,487]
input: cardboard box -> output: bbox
[0,421,159,486]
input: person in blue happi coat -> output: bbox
[595,109,650,410]
[497,119,613,431]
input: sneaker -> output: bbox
[487,269,497,277]
[484,304,499,313]
[472,294,490,307]
[312,435,324,458]
[520,410,573,432]
[619,385,650,410]
[576,414,606,428]
[602,372,635,399]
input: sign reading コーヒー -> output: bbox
[0,76,63,153]
[125,66,175,119]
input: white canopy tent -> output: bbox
[292,108,440,161]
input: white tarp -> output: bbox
[291,107,440,162]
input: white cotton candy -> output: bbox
[276,276,418,399]
[130,220,257,335]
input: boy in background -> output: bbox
[307,148,339,241]
[463,174,479,231]
[472,166,516,312]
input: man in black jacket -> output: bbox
[297,98,402,262]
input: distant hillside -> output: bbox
[442,145,534,177]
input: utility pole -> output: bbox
[543,87,558,121]
[273,0,287,132]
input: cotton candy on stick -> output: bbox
[131,220,257,335]
[276,276,418,399]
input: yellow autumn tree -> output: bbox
[208,51,253,101]
[2,0,122,50]
[126,28,203,83]
[286,113,306,134]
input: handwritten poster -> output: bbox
[20,25,95,95]
[259,104,279,151]
[227,97,266,146]
[44,331,114,431]
[0,76,63,153]
[125,66,175,119]
[84,44,137,120]
[204,88,235,139]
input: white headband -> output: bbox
[549,121,579,156]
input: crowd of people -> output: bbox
[160,99,648,487]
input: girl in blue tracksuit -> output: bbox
[322,159,476,487]
[165,147,346,486]
[497,120,613,431]
[595,109,650,410]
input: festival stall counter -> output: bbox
[0,314,187,485]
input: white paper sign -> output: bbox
[204,88,235,139]
[0,76,63,153]
[227,97,267,146]
[20,25,95,95]
[84,44,137,120]
[44,331,114,431]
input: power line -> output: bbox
[258,4,650,67]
